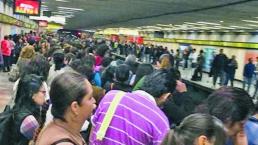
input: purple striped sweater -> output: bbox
[90,90,170,145]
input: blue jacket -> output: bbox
[244,63,255,78]
[245,116,258,145]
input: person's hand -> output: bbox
[176,80,187,93]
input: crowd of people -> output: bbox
[0,32,257,145]
[112,42,258,99]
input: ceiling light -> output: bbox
[156,24,173,27]
[56,0,69,2]
[66,15,74,18]
[213,26,236,29]
[58,11,74,13]
[247,24,258,27]
[242,20,258,24]
[220,21,224,23]
[197,22,221,25]
[183,22,206,26]
[58,6,84,11]
[230,26,252,29]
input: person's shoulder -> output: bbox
[37,123,70,145]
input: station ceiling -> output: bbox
[43,0,258,31]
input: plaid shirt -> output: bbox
[20,115,39,139]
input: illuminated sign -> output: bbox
[14,0,41,16]
[38,20,48,27]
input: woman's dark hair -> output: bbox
[69,56,95,81]
[50,72,91,121]
[70,59,92,80]
[14,74,47,143]
[95,44,108,57]
[22,54,50,81]
[4,35,9,40]
[115,64,130,83]
[139,69,177,98]
[196,87,254,125]
[162,113,226,145]
[52,51,65,71]
[14,74,43,110]
[134,63,153,85]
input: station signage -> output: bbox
[14,0,41,16]
[0,13,38,29]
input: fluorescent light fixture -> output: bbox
[156,24,173,27]
[247,24,258,27]
[197,22,221,25]
[183,22,207,26]
[57,6,84,11]
[66,15,74,18]
[212,26,236,29]
[230,26,252,29]
[56,0,69,2]
[53,11,74,14]
[242,20,258,23]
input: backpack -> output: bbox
[0,108,31,145]
[0,109,15,145]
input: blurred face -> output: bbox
[33,86,46,106]
[225,120,246,136]
[77,80,96,120]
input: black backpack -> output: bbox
[0,108,15,145]
[0,107,31,145]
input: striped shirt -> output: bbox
[20,115,39,139]
[90,90,170,145]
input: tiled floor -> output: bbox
[0,72,13,112]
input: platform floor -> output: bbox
[179,66,257,101]
[0,72,13,112]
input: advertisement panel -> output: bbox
[14,0,41,16]
[38,20,48,27]
[244,50,258,63]
[203,47,217,72]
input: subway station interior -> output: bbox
[0,0,258,145]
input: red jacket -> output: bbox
[1,40,11,56]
